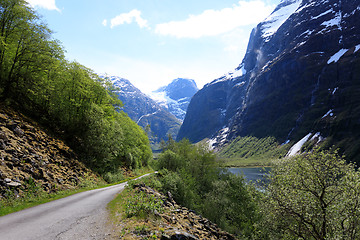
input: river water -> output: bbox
[226,167,271,184]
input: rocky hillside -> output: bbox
[117,184,236,240]
[0,105,99,199]
[104,76,181,147]
[178,0,360,162]
[150,78,198,121]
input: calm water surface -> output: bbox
[227,167,271,183]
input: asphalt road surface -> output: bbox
[0,174,151,240]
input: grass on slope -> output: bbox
[107,175,165,239]
[217,136,291,167]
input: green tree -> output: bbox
[0,0,62,101]
[157,139,259,237]
[0,0,152,177]
[260,149,360,240]
[203,174,260,238]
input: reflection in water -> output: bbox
[227,167,271,186]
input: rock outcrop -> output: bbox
[0,104,98,199]
[131,184,236,240]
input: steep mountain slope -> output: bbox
[106,76,181,146]
[178,0,360,162]
[149,78,198,121]
[0,105,99,199]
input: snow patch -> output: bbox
[148,91,169,105]
[310,132,320,141]
[219,128,229,142]
[332,87,338,95]
[208,138,217,150]
[295,1,316,14]
[286,133,312,157]
[224,65,247,80]
[322,109,334,119]
[310,132,324,143]
[300,29,315,38]
[327,49,348,64]
[321,11,342,30]
[210,64,247,86]
[100,75,133,90]
[311,8,334,20]
[282,139,290,145]
[296,41,307,48]
[262,0,302,40]
[355,44,360,53]
[208,127,230,150]
[137,110,160,124]
[148,91,187,120]
[344,6,360,17]
[235,81,246,87]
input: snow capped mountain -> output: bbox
[104,75,158,120]
[178,0,360,162]
[148,78,198,121]
[261,0,302,41]
[101,75,181,147]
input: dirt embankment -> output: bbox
[0,105,98,199]
[118,184,237,240]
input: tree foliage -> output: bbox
[259,148,360,240]
[156,138,259,238]
[0,0,151,176]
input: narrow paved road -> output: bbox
[0,174,151,240]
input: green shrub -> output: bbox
[156,138,259,237]
[203,174,260,238]
[125,191,163,218]
[103,171,125,183]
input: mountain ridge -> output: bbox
[103,75,181,148]
[178,0,360,162]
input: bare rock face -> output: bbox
[0,105,99,199]
[178,0,360,162]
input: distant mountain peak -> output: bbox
[99,75,181,147]
[149,78,199,121]
[155,78,198,100]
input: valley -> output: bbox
[102,76,198,150]
[1,0,360,239]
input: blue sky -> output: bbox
[27,0,280,93]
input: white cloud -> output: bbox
[155,1,274,38]
[26,0,60,12]
[102,19,108,27]
[221,27,253,60]
[109,9,149,29]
